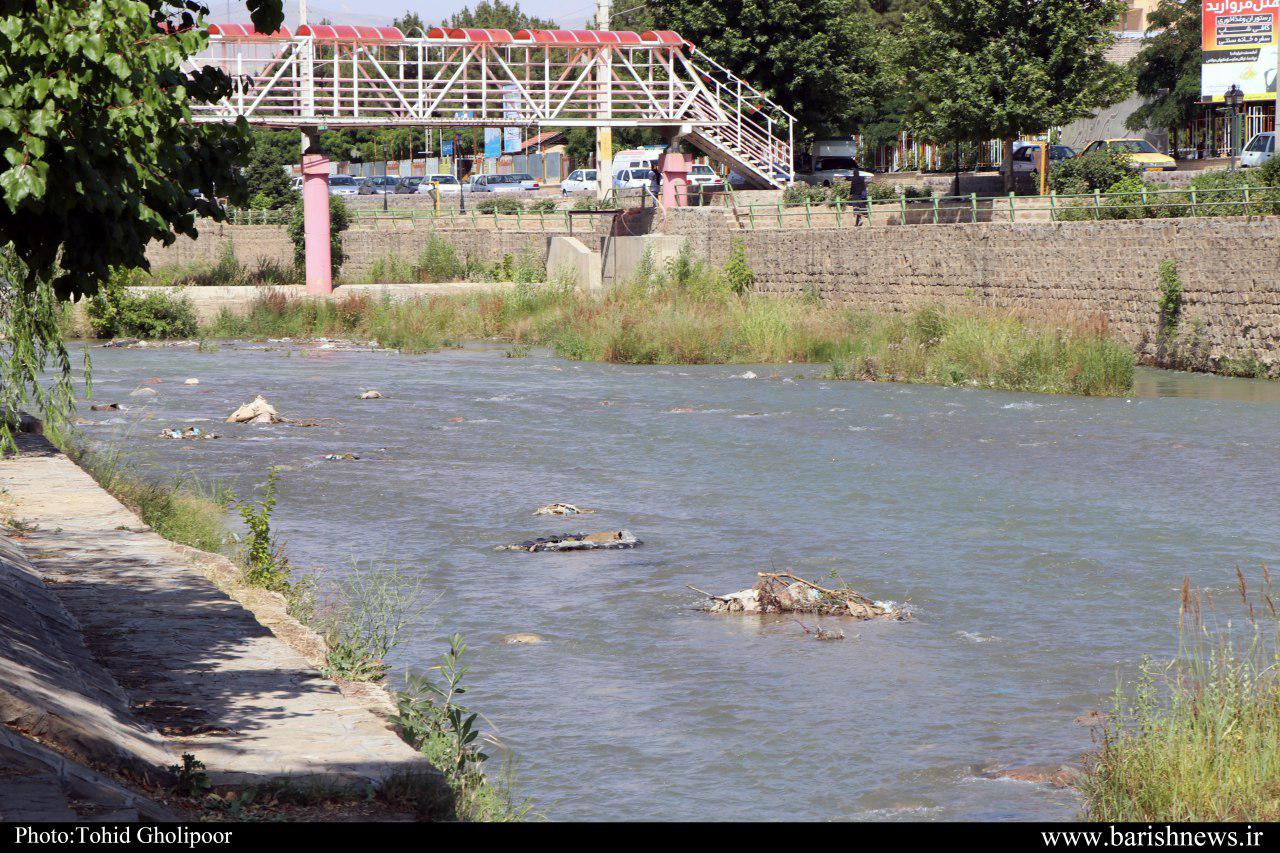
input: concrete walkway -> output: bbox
[0,433,440,791]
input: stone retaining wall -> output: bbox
[689,216,1280,370]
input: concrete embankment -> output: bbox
[0,429,443,819]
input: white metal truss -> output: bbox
[184,30,794,187]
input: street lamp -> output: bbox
[1225,84,1244,171]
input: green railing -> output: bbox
[730,185,1280,230]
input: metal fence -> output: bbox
[729,185,1280,229]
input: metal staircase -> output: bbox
[187,24,794,187]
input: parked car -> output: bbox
[327,175,360,196]
[1010,144,1078,173]
[796,155,874,187]
[561,169,599,194]
[1241,131,1276,168]
[359,176,399,195]
[612,148,662,178]
[423,174,462,194]
[467,174,527,193]
[395,176,426,194]
[687,163,720,187]
[1079,138,1176,172]
[613,168,656,191]
[510,172,541,191]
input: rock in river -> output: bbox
[497,530,641,552]
[532,503,595,516]
[226,395,282,424]
[501,633,545,645]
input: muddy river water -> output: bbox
[70,342,1280,820]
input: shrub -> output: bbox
[235,466,291,592]
[1157,259,1183,339]
[417,235,465,282]
[321,564,427,683]
[781,183,828,206]
[474,197,522,214]
[1050,149,1133,195]
[526,198,557,212]
[722,241,754,295]
[287,196,349,278]
[85,268,198,339]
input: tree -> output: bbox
[899,0,1131,189]
[392,11,427,35]
[448,1,556,30]
[648,0,883,138]
[0,0,284,440]
[244,144,296,210]
[1126,0,1201,154]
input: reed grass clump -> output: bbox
[206,248,1134,397]
[1082,570,1280,821]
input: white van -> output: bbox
[611,148,662,177]
[1241,132,1275,168]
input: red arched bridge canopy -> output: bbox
[207,24,687,46]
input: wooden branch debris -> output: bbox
[695,570,909,621]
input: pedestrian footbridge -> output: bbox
[188,24,794,190]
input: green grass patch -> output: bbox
[206,265,1134,396]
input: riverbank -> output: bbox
[0,422,518,821]
[203,285,1135,397]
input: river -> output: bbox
[68,341,1280,821]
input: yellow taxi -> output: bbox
[1078,138,1177,172]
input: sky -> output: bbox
[207,0,602,29]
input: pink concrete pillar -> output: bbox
[657,152,691,209]
[301,151,332,295]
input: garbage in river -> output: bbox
[129,387,157,397]
[324,453,360,461]
[100,338,143,348]
[160,427,218,440]
[184,378,200,385]
[693,572,909,620]
[358,390,384,399]
[497,530,641,552]
[226,395,282,424]
[532,503,595,516]
[90,403,123,411]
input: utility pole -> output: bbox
[595,0,612,201]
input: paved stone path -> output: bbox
[0,433,439,790]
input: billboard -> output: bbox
[484,127,502,159]
[1202,0,1279,101]
[502,84,523,154]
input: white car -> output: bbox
[468,174,527,194]
[1241,132,1275,168]
[327,175,360,196]
[510,172,542,191]
[421,174,462,194]
[561,169,599,194]
[687,163,720,186]
[613,168,655,190]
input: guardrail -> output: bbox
[730,185,1280,230]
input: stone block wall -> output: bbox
[699,217,1280,369]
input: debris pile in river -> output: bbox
[323,453,359,461]
[358,390,383,399]
[497,530,641,552]
[695,572,908,620]
[160,427,218,440]
[532,503,595,516]
[226,395,282,424]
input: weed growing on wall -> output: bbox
[1157,259,1183,340]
